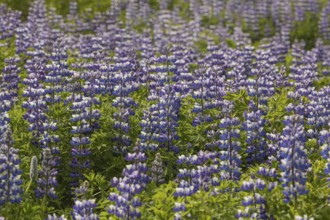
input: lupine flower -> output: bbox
[218,115,242,181]
[191,65,214,127]
[47,214,67,220]
[320,130,330,193]
[174,150,219,218]
[319,2,330,41]
[72,199,99,220]
[0,128,22,205]
[140,109,158,151]
[108,143,149,219]
[243,101,267,164]
[237,167,277,220]
[71,181,99,220]
[295,214,314,220]
[111,48,138,154]
[35,148,58,199]
[66,65,101,187]
[280,115,310,203]
[2,56,20,105]
[22,49,49,147]
[147,51,181,153]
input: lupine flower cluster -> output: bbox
[174,150,219,219]
[147,53,181,153]
[237,167,277,220]
[108,143,149,219]
[191,66,214,126]
[2,56,20,105]
[280,114,311,203]
[71,182,99,220]
[35,148,57,199]
[0,128,22,205]
[218,115,242,181]
[22,45,49,148]
[243,101,267,164]
[320,130,330,189]
[111,47,138,154]
[68,79,100,187]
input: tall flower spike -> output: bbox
[218,114,242,181]
[22,52,48,148]
[0,128,23,205]
[108,142,149,219]
[67,64,100,187]
[149,51,181,153]
[191,65,214,127]
[2,56,21,106]
[35,148,58,199]
[280,115,310,203]
[320,130,330,193]
[243,101,267,164]
[174,150,219,218]
[111,49,138,154]
[30,156,38,181]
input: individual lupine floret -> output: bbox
[280,115,311,203]
[35,148,58,199]
[0,128,23,205]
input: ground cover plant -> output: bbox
[0,0,330,219]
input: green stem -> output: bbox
[25,180,33,194]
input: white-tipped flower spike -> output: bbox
[30,156,38,181]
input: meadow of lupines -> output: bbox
[1,0,330,219]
